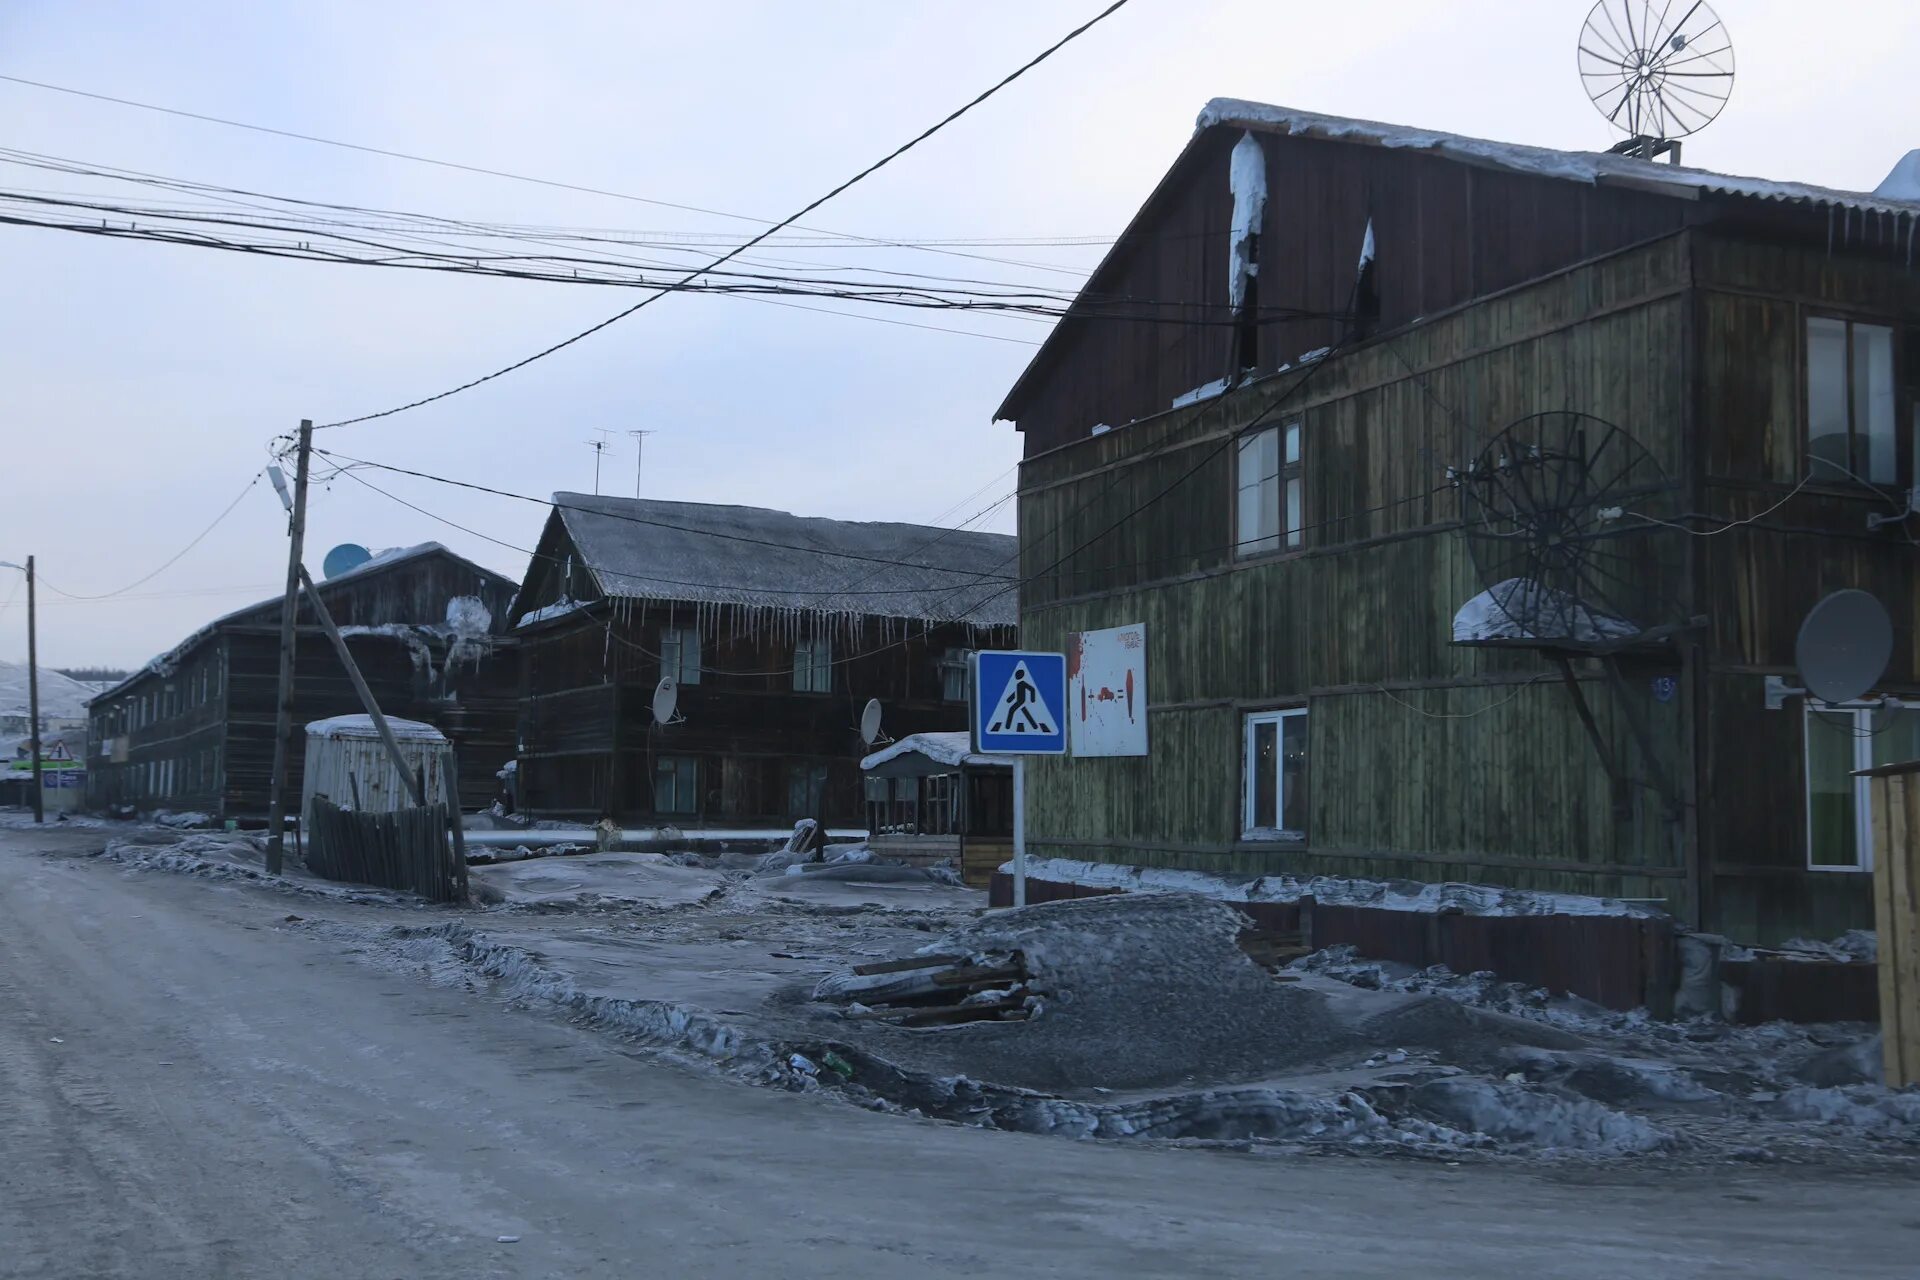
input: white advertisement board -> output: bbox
[1068,623,1147,757]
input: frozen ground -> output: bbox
[20,824,1920,1277]
[69,820,1920,1172]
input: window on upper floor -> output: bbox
[793,636,832,694]
[660,627,702,686]
[1807,315,1900,488]
[940,649,971,702]
[1235,422,1303,557]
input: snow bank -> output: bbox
[1014,856,1665,919]
[1875,149,1920,202]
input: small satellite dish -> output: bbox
[859,698,885,746]
[1795,589,1893,705]
[322,543,373,579]
[652,677,682,726]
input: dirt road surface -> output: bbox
[3,822,1916,1279]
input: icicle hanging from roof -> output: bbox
[1228,130,1267,313]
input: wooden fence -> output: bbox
[1863,761,1920,1088]
[306,796,469,903]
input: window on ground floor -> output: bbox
[788,761,830,820]
[1243,708,1308,839]
[653,756,698,815]
[1806,703,1920,870]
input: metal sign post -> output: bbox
[970,650,1068,908]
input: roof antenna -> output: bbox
[628,430,656,498]
[1578,1,1735,165]
[586,428,613,495]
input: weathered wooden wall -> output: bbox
[1003,128,1698,454]
[516,591,1014,826]
[1689,235,1920,941]
[1017,237,1696,910]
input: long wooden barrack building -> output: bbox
[85,544,518,821]
[509,495,1018,828]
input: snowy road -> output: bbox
[3,823,1917,1279]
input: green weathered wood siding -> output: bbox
[1689,236,1920,942]
[1017,237,1697,913]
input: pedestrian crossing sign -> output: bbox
[971,650,1067,755]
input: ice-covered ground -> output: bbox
[71,823,1919,1167]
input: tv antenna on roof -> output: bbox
[628,430,656,498]
[1578,1,1735,164]
[587,428,614,495]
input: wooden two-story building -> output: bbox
[508,495,1018,827]
[85,543,518,820]
[1002,100,1920,944]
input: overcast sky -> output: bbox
[2,0,1913,668]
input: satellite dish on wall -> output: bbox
[652,677,683,726]
[1795,589,1892,705]
[859,698,887,747]
[322,543,373,579]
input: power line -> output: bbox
[30,470,264,600]
[312,449,1017,582]
[0,72,1093,279]
[306,0,1133,430]
[332,466,1016,601]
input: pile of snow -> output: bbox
[1014,856,1666,919]
[1875,150,1920,202]
[1453,577,1639,645]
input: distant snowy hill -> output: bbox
[0,658,96,724]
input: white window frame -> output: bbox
[1242,707,1307,839]
[1235,422,1303,559]
[793,636,832,693]
[660,627,702,685]
[1804,702,1891,873]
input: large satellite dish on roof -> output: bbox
[1796,590,1893,706]
[322,543,372,579]
[1578,1,1735,161]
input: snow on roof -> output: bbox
[860,731,1001,772]
[89,542,508,706]
[551,494,1017,628]
[1877,150,1920,202]
[305,713,447,742]
[1198,99,1920,221]
[1453,578,1639,646]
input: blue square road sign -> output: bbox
[972,650,1068,755]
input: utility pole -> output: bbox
[25,555,41,825]
[264,420,312,874]
[628,430,656,497]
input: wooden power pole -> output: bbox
[26,554,41,825]
[264,420,313,874]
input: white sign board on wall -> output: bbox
[1068,623,1148,757]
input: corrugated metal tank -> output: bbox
[301,714,451,823]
